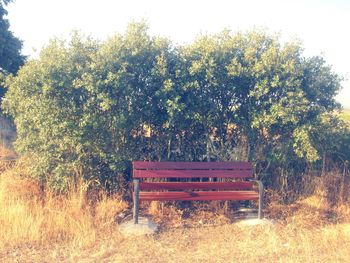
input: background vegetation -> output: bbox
[340,109,350,123]
[0,0,25,98]
[0,0,22,149]
[2,22,349,194]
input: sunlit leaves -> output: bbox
[2,23,344,190]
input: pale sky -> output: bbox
[6,0,350,108]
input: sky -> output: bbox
[6,0,350,108]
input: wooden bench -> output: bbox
[132,161,264,224]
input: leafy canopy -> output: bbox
[3,22,345,191]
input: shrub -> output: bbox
[3,23,346,191]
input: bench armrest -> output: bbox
[248,179,264,192]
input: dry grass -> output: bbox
[0,151,128,254]
[0,147,350,262]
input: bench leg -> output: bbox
[133,179,140,224]
[249,179,264,219]
[257,180,264,219]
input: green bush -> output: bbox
[3,22,347,192]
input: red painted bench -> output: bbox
[132,161,264,224]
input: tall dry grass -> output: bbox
[1,145,350,262]
[0,149,128,251]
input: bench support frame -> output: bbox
[133,179,140,224]
[249,179,264,219]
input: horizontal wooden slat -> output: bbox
[133,169,253,178]
[133,161,252,170]
[140,182,254,191]
[139,191,259,201]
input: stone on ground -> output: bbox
[235,208,258,219]
[237,218,275,227]
[119,217,158,237]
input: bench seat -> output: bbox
[139,191,259,201]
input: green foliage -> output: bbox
[0,0,25,98]
[340,109,350,124]
[2,23,346,191]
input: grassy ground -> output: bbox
[1,150,350,262]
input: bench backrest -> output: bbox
[132,161,253,179]
[131,161,263,222]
